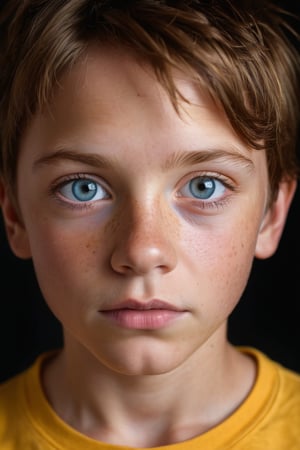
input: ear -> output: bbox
[255,179,297,259]
[0,180,31,259]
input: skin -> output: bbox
[0,45,296,447]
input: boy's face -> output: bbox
[6,46,293,375]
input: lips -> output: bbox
[99,299,185,330]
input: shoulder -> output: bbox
[0,365,31,448]
[272,356,300,414]
[0,369,26,416]
[241,347,300,424]
[0,352,55,449]
[242,346,300,396]
[246,346,300,390]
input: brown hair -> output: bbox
[0,0,299,202]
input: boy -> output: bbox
[0,0,299,448]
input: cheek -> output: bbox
[183,216,260,311]
[25,217,106,308]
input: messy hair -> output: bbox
[0,0,299,202]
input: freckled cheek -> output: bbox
[181,220,258,309]
[217,243,253,295]
[27,218,109,289]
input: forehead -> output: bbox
[38,45,238,142]
[20,43,268,179]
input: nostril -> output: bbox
[110,240,177,276]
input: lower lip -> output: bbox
[101,309,183,330]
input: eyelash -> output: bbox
[49,172,236,211]
[49,174,111,210]
[177,172,236,210]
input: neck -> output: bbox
[42,328,256,447]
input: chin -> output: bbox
[108,360,180,377]
[96,341,189,377]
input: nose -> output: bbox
[110,200,178,276]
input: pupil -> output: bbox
[197,180,213,191]
[84,182,96,192]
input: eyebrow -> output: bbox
[163,148,254,171]
[33,147,254,172]
[33,148,114,170]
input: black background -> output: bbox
[0,0,299,383]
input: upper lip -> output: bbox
[100,299,183,312]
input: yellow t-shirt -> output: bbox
[0,347,300,449]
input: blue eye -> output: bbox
[59,178,109,202]
[72,179,98,201]
[181,176,226,200]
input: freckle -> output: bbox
[105,216,121,234]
